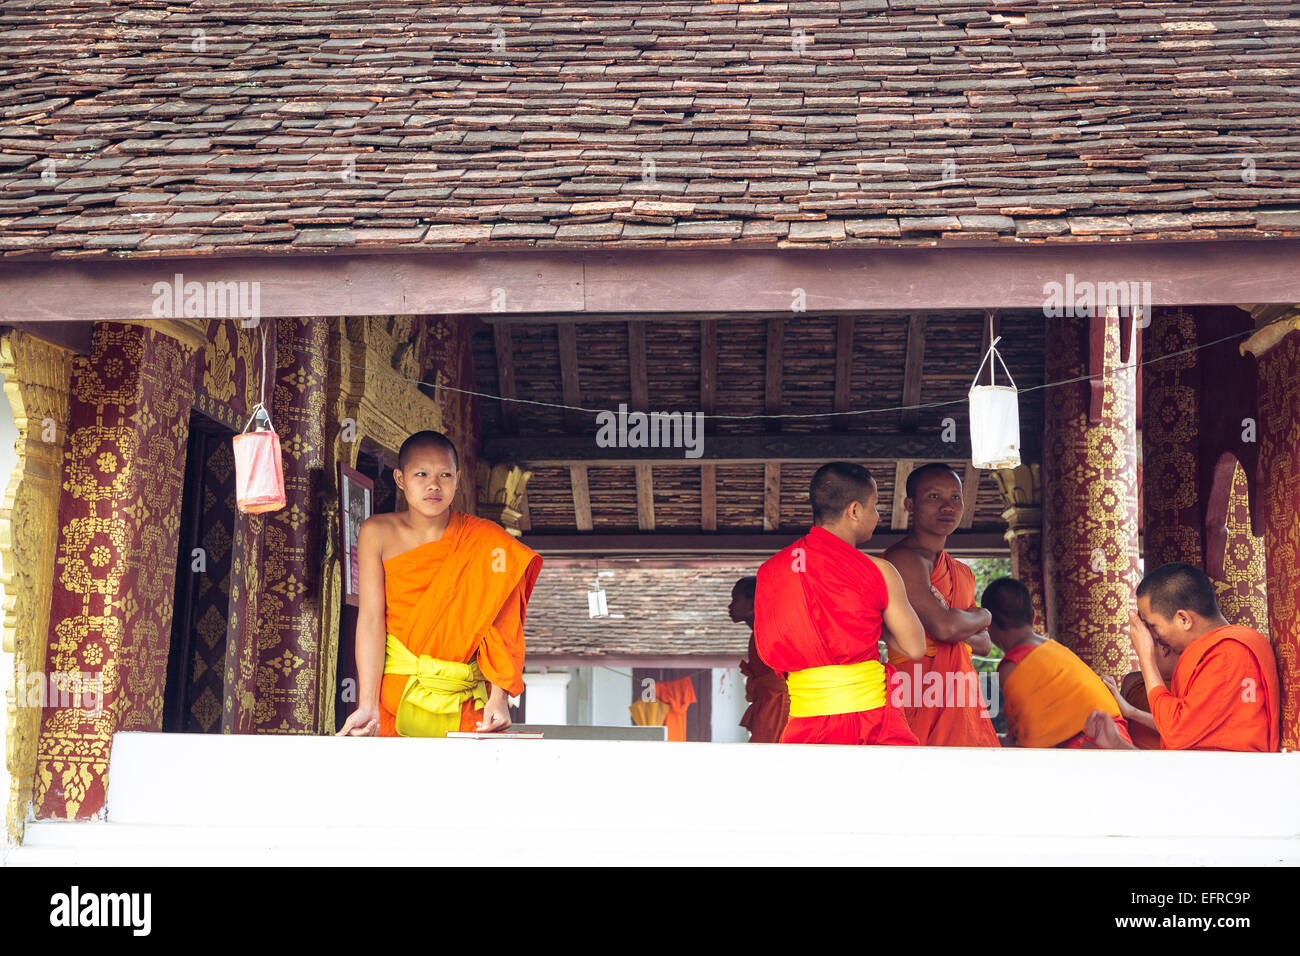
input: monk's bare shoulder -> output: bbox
[881,542,933,582]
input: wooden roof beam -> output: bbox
[833,315,855,432]
[765,317,784,432]
[900,313,927,432]
[492,323,519,434]
[570,465,593,532]
[557,322,583,432]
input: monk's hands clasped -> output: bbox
[1127,609,1156,659]
[336,705,380,737]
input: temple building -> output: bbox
[1,2,1297,861]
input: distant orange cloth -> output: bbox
[740,632,790,743]
[1001,640,1132,748]
[1149,624,1279,752]
[654,676,696,742]
[887,550,1000,747]
[755,526,917,746]
[378,510,542,737]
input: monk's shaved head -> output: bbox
[732,576,757,600]
[398,430,459,472]
[810,462,876,524]
[1137,562,1219,620]
[905,462,963,499]
[981,577,1035,630]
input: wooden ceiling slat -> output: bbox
[700,320,717,417]
[628,322,648,412]
[833,315,855,431]
[765,316,784,432]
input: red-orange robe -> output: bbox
[739,631,790,743]
[655,676,696,742]
[1149,624,1279,751]
[887,550,1000,747]
[1001,640,1132,748]
[378,510,543,737]
[755,526,917,746]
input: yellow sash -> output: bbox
[786,660,887,718]
[384,634,488,737]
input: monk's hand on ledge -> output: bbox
[1084,709,1133,750]
[336,706,380,737]
[476,696,512,733]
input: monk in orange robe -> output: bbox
[337,430,542,738]
[982,577,1131,747]
[732,575,789,743]
[1086,562,1279,752]
[755,462,926,745]
[883,463,1000,747]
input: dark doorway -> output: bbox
[163,412,238,733]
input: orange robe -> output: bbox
[654,676,696,742]
[1001,640,1132,748]
[755,526,917,746]
[378,510,543,737]
[1149,624,1279,752]
[887,550,1000,747]
[740,631,790,743]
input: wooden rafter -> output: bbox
[700,463,717,532]
[492,323,519,434]
[765,316,784,432]
[833,315,855,431]
[556,322,582,431]
[635,464,655,531]
[900,313,927,432]
[960,462,980,530]
[891,459,914,531]
[628,321,648,412]
[700,319,717,416]
[569,465,593,532]
[763,462,781,532]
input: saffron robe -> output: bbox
[887,550,1000,747]
[654,676,696,742]
[1149,624,1279,752]
[1001,640,1132,748]
[755,526,917,746]
[378,510,542,737]
[739,631,790,743]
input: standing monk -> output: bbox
[983,577,1131,748]
[755,462,926,745]
[732,576,789,743]
[883,463,1000,747]
[337,431,543,738]
[1086,562,1279,752]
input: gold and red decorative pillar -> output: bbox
[1242,317,1300,750]
[1042,308,1141,676]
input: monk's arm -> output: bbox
[338,520,386,735]
[874,557,926,660]
[885,548,991,644]
[354,522,387,711]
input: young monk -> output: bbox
[1085,562,1279,752]
[731,576,789,743]
[754,462,926,745]
[883,462,1000,747]
[337,430,543,738]
[982,577,1132,748]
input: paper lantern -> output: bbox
[233,403,286,514]
[968,336,1022,470]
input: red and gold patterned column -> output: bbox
[1143,307,1267,631]
[33,323,198,819]
[1243,320,1300,750]
[1042,309,1141,676]
[993,464,1046,632]
[253,317,328,734]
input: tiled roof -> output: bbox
[526,561,756,658]
[2,1,1299,259]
